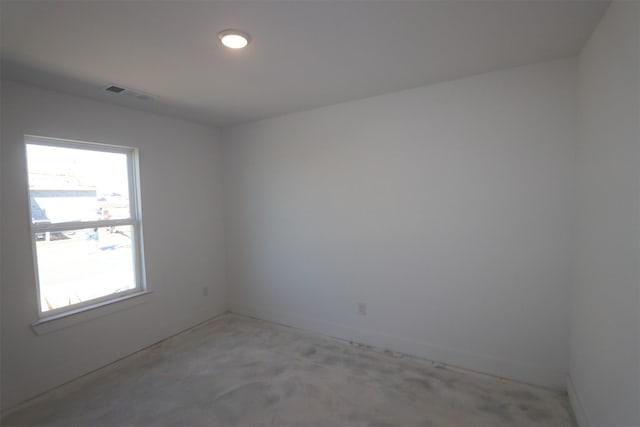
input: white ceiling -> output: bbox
[1,1,609,128]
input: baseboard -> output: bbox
[567,374,590,427]
[230,302,566,390]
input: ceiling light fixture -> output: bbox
[218,29,251,49]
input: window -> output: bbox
[26,136,146,318]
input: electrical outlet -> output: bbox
[358,303,366,315]
[203,286,209,297]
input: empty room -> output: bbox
[0,1,638,426]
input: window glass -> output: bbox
[27,144,131,224]
[35,226,136,312]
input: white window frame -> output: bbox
[26,135,147,320]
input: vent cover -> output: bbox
[105,85,126,93]
[103,84,154,101]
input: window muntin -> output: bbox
[26,136,146,317]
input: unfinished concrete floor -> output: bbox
[3,314,574,426]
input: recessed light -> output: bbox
[218,29,251,49]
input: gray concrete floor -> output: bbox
[2,313,575,426]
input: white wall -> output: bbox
[0,81,227,410]
[570,2,640,426]
[222,59,578,389]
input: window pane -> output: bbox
[27,144,131,224]
[35,226,137,312]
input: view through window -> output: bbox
[26,137,145,316]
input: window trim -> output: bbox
[25,135,147,320]
[31,290,152,335]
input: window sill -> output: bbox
[31,291,152,336]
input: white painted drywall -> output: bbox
[222,59,578,389]
[0,81,227,410]
[570,2,640,426]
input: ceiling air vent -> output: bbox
[105,85,126,94]
[103,84,154,101]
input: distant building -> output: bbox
[30,189,98,224]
